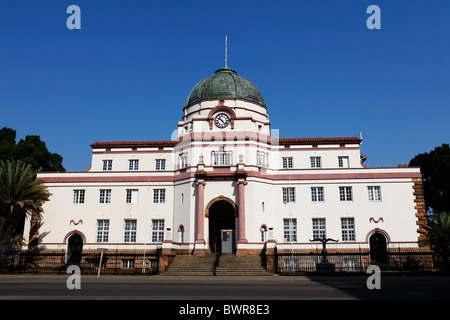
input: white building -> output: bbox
[25,67,427,272]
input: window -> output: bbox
[339,186,353,201]
[122,259,135,269]
[96,220,109,242]
[368,186,382,201]
[338,156,349,168]
[153,189,166,203]
[179,154,187,169]
[152,219,164,243]
[102,160,112,171]
[341,218,355,241]
[311,187,324,202]
[213,152,231,166]
[126,189,138,204]
[310,157,321,168]
[282,157,293,169]
[282,187,296,203]
[156,159,166,170]
[129,159,139,171]
[312,218,326,239]
[73,190,85,204]
[257,153,267,167]
[283,218,297,242]
[124,220,137,243]
[99,189,111,203]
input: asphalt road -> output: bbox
[0,274,449,300]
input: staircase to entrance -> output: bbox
[161,253,273,276]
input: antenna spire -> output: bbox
[225,35,228,68]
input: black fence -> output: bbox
[277,247,436,274]
[2,249,160,275]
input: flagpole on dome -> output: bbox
[225,35,228,68]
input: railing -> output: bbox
[2,248,160,275]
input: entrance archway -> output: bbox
[67,233,83,266]
[369,232,388,264]
[207,199,236,253]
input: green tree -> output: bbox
[0,160,51,268]
[409,143,450,213]
[419,212,450,272]
[0,127,65,172]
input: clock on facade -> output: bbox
[214,113,230,128]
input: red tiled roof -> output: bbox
[278,137,362,145]
[90,141,178,148]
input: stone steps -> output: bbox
[161,253,217,276]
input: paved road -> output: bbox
[0,274,449,300]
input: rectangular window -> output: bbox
[282,157,293,169]
[213,152,231,166]
[152,219,164,243]
[153,189,166,203]
[102,160,112,171]
[123,219,137,243]
[257,153,267,167]
[99,189,111,203]
[126,189,138,204]
[96,219,109,243]
[179,154,187,169]
[341,218,355,241]
[129,159,139,171]
[311,187,324,202]
[282,187,296,203]
[73,190,85,204]
[156,159,166,170]
[283,218,297,242]
[368,186,382,201]
[310,157,322,168]
[122,259,135,269]
[338,156,349,168]
[339,186,353,201]
[312,218,326,239]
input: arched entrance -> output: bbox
[207,198,237,253]
[67,233,83,266]
[369,232,388,264]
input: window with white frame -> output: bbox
[96,219,109,242]
[282,157,293,169]
[341,218,355,241]
[310,156,322,168]
[283,218,297,242]
[282,187,296,203]
[339,186,353,201]
[123,219,137,243]
[179,154,187,169]
[129,159,139,171]
[311,187,324,202]
[153,189,166,203]
[156,159,166,170]
[368,186,382,201]
[99,189,111,203]
[102,160,112,171]
[213,152,231,166]
[122,259,135,269]
[126,189,138,204]
[338,156,349,168]
[312,218,326,239]
[152,219,164,243]
[73,189,85,204]
[257,153,267,167]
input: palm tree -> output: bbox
[0,160,51,269]
[419,211,450,272]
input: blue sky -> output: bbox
[1,0,448,171]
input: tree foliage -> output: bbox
[0,127,65,172]
[419,212,450,272]
[409,143,450,213]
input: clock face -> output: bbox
[215,113,230,128]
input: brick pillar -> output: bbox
[413,178,428,246]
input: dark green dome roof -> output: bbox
[185,67,265,107]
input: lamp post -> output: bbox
[97,248,107,279]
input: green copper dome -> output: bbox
[185,67,265,107]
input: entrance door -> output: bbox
[67,234,83,266]
[208,200,236,253]
[221,229,235,253]
[369,232,388,264]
